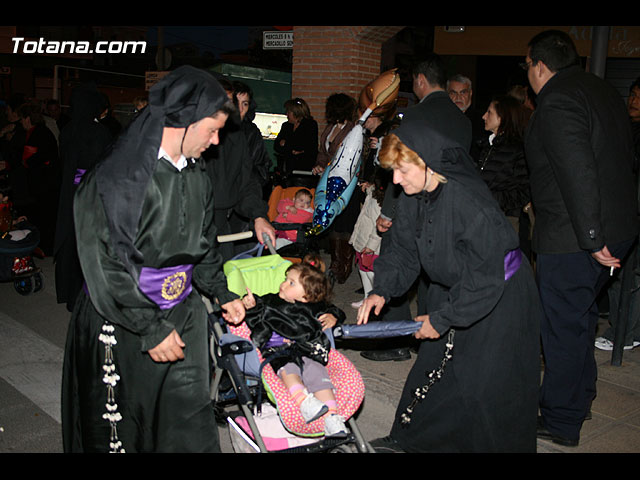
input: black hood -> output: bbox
[92,65,228,276]
[67,82,105,123]
[393,119,487,194]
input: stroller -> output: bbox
[0,200,44,296]
[206,237,373,453]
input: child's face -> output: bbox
[294,194,311,210]
[279,270,307,303]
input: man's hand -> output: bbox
[591,245,621,269]
[254,217,276,247]
[148,329,185,363]
[222,298,246,325]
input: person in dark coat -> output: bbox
[202,104,275,262]
[523,30,639,447]
[596,76,640,353]
[0,96,30,212]
[54,83,113,312]
[274,97,318,174]
[357,121,542,453]
[232,81,272,190]
[16,102,60,255]
[477,94,531,233]
[447,73,488,162]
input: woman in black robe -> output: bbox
[357,121,542,453]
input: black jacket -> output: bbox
[245,293,345,369]
[477,134,530,217]
[525,65,639,254]
[274,117,318,172]
[204,124,268,220]
[241,100,272,186]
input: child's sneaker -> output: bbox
[324,414,348,437]
[299,393,328,423]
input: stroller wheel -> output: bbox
[14,276,34,296]
[33,271,44,293]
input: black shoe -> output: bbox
[369,435,405,453]
[360,348,411,362]
[536,417,579,447]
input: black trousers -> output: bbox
[537,239,634,441]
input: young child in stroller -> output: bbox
[233,254,348,437]
[273,188,314,250]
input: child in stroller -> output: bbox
[273,187,313,251]
[234,255,349,437]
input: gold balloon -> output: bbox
[358,68,400,119]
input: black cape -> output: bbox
[54,82,113,311]
[372,121,542,452]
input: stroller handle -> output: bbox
[217,231,254,243]
[262,232,277,255]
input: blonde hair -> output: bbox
[379,133,447,185]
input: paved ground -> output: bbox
[1,254,639,453]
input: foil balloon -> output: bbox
[308,69,400,236]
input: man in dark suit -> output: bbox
[363,54,471,362]
[524,30,639,447]
[446,73,486,162]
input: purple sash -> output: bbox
[504,249,522,281]
[74,168,87,185]
[139,264,194,309]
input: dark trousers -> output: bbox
[537,239,634,440]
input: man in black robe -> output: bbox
[62,66,245,453]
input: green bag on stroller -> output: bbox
[223,254,292,297]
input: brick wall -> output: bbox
[291,26,403,135]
